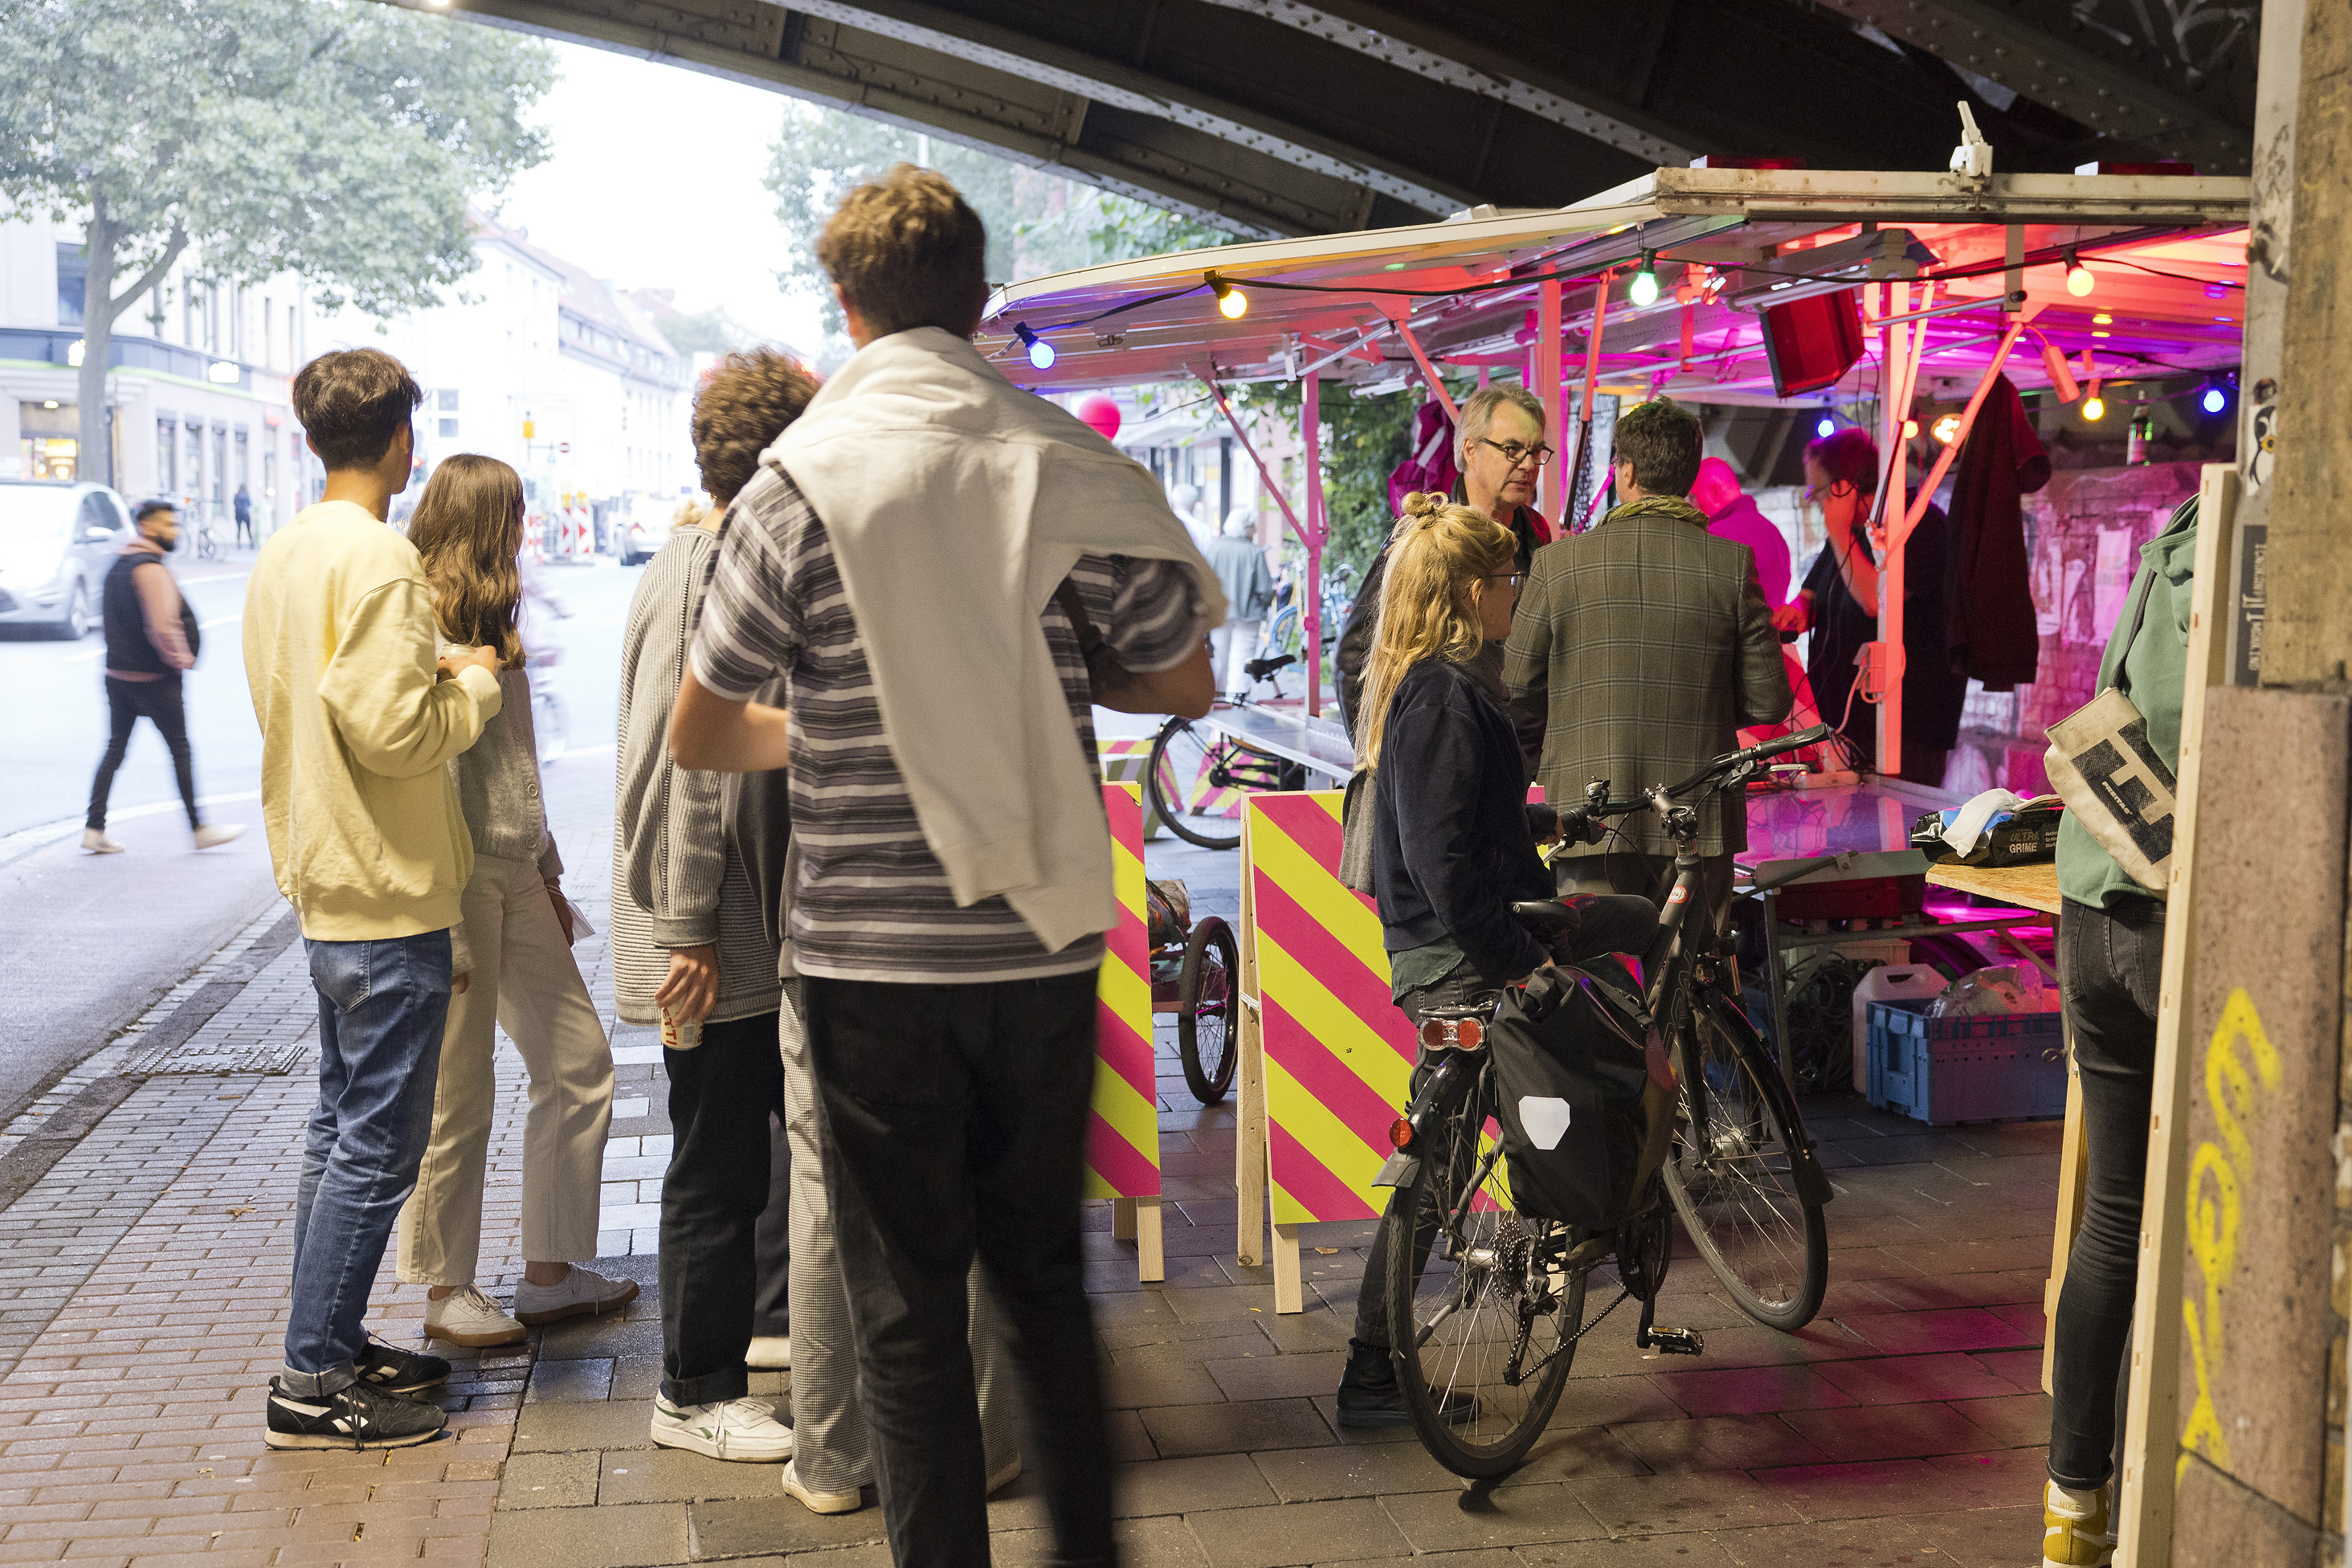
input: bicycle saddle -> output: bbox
[1243,654,1296,680]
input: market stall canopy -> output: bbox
[978,165,2250,408]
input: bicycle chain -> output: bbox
[1513,1284,1633,1385]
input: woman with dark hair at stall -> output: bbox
[396,455,640,1350]
[1776,427,1968,785]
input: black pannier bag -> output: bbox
[1489,965,1672,1231]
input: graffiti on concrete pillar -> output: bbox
[2178,987,2281,1479]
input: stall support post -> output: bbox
[1876,284,1911,778]
[1537,279,1564,522]
[1234,811,1269,1268]
[1567,275,1613,529]
[1386,305,1459,423]
[1303,371,1325,717]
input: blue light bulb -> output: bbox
[1029,337,1056,370]
[2200,384,2226,414]
[1816,416,1835,439]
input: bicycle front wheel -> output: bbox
[1385,1102,1584,1478]
[1145,719,1241,851]
[1664,994,1829,1330]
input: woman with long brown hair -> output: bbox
[396,455,637,1347]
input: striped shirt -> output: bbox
[688,465,1205,983]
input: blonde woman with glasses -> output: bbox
[1333,492,1655,1428]
[398,455,636,1347]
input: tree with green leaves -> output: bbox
[764,104,1231,364]
[1236,374,1480,581]
[0,0,553,486]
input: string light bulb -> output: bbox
[1902,419,1920,439]
[1628,251,1660,308]
[2064,247,2096,297]
[1932,413,1963,445]
[2200,377,2229,414]
[2082,379,2105,422]
[1207,272,1248,320]
[1012,323,1056,370]
[1816,414,1835,439]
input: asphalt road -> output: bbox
[0,545,642,1122]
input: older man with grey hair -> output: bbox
[1336,383,1554,736]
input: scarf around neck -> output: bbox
[1599,493,1711,530]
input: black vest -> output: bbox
[102,553,199,676]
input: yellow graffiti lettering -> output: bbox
[2178,1297,2232,1476]
[2178,988,2278,1474]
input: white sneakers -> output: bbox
[80,826,244,853]
[781,1460,861,1514]
[745,1336,791,1369]
[513,1265,640,1326]
[423,1285,527,1349]
[651,1395,794,1462]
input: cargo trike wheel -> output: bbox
[1177,917,1239,1105]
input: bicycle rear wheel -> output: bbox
[1145,718,1242,851]
[1176,918,1239,1104]
[1664,994,1829,1330]
[1384,1097,1585,1478]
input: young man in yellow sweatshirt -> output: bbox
[243,349,504,1449]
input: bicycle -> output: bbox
[191,517,223,561]
[1142,653,1311,851]
[1374,723,1840,1477]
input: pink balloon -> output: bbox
[1077,395,1122,442]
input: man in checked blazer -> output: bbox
[1505,398,1791,909]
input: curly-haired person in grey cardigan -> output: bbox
[611,349,813,1463]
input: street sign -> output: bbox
[559,442,570,455]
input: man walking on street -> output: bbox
[234,482,255,549]
[668,165,1219,1566]
[82,500,243,855]
[1206,508,1273,700]
[1505,398,1790,909]
[243,348,505,1449]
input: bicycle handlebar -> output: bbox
[1550,723,1835,839]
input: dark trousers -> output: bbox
[2048,896,2166,1488]
[754,1105,791,1339]
[88,675,198,831]
[658,1010,784,1407]
[804,970,1113,1568]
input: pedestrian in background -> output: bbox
[1206,507,1273,700]
[610,349,812,1464]
[83,500,242,855]
[668,165,1219,1566]
[397,454,634,1349]
[243,348,502,1449]
[234,483,255,549]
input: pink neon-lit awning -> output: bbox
[978,166,2250,407]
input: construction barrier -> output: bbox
[1087,782,1164,1280]
[1096,734,1167,839]
[1234,790,1415,1310]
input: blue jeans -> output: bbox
[282,931,453,1394]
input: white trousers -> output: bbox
[1210,618,1263,695]
[777,980,1019,1493]
[398,853,615,1284]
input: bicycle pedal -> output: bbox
[1639,1325,1704,1357]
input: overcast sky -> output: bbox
[489,39,826,352]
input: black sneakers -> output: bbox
[353,1337,452,1395]
[1334,1338,1476,1428]
[264,1378,447,1450]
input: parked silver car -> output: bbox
[0,480,134,639]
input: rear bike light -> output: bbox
[1389,1117,1414,1150]
[1417,1018,1485,1051]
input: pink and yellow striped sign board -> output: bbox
[1085,782,1159,1200]
[1247,791,1415,1225]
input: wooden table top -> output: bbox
[1923,859,2064,916]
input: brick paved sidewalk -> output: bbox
[0,825,2068,1568]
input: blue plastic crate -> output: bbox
[1865,1000,2068,1125]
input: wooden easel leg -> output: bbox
[1272,1223,1303,1314]
[1133,1197,1164,1284]
[1113,1195,1137,1242]
[2043,1045,2089,1394]
[1235,999,1268,1267]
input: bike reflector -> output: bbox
[1419,1017,1484,1051]
[1388,1117,1414,1150]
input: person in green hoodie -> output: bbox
[2040,495,2196,1568]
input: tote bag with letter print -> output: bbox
[2041,560,2176,895]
